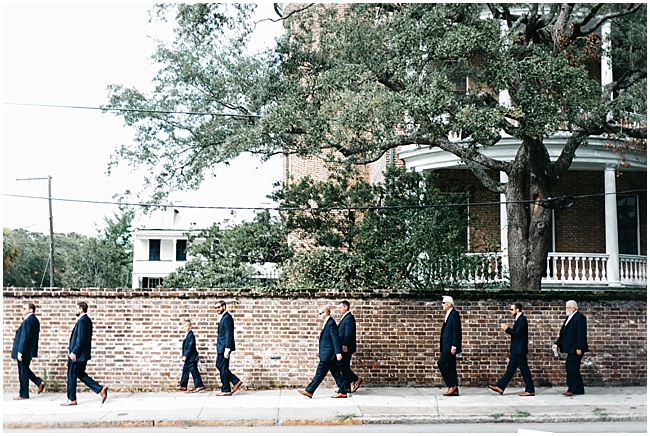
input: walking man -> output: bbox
[11,303,45,400]
[488,303,536,396]
[178,319,204,393]
[438,296,462,396]
[553,300,589,396]
[298,307,348,399]
[215,301,243,396]
[62,302,108,406]
[337,300,362,393]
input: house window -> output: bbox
[176,239,187,261]
[617,196,639,255]
[149,239,161,261]
[142,277,163,288]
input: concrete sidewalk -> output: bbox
[3,386,646,429]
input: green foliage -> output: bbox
[164,210,289,288]
[275,165,496,290]
[3,228,20,275]
[3,209,134,288]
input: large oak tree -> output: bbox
[106,3,646,291]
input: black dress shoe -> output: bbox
[100,386,108,404]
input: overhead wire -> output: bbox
[3,189,646,212]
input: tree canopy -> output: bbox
[105,3,646,290]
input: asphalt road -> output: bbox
[5,421,647,433]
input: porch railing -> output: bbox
[543,252,647,287]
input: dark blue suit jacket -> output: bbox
[556,311,589,354]
[338,313,357,354]
[319,317,342,362]
[183,330,199,362]
[11,314,40,360]
[505,314,529,355]
[440,308,462,354]
[68,314,93,362]
[217,311,236,354]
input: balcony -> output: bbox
[543,252,647,287]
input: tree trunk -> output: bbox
[506,136,553,291]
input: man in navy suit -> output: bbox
[215,301,243,396]
[178,319,204,393]
[489,303,536,396]
[438,296,462,396]
[337,300,362,393]
[11,303,45,400]
[299,307,348,399]
[61,302,108,406]
[553,300,589,396]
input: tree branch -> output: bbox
[432,136,512,173]
[579,4,643,37]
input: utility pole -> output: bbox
[16,176,54,288]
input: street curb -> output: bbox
[3,414,645,430]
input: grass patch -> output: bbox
[515,410,531,418]
[336,413,358,421]
[490,413,505,420]
[593,408,609,418]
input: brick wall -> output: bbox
[3,288,646,393]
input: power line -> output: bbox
[3,102,260,118]
[3,189,646,212]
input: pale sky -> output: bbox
[2,3,284,236]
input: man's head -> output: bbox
[184,319,192,332]
[511,302,523,315]
[216,301,227,315]
[339,300,350,315]
[565,300,578,316]
[77,301,88,315]
[319,307,330,321]
[22,303,36,316]
[442,296,454,311]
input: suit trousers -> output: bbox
[496,353,535,393]
[437,351,458,388]
[216,353,240,393]
[306,359,347,394]
[67,360,102,401]
[180,360,203,388]
[565,353,585,394]
[337,352,358,390]
[17,358,43,398]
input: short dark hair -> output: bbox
[217,300,227,309]
[25,303,36,313]
[77,301,88,313]
[339,300,350,309]
[513,302,523,312]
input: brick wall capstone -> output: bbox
[3,288,646,393]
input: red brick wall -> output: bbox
[3,288,645,393]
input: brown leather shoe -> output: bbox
[442,386,459,396]
[298,389,313,398]
[216,391,232,396]
[13,396,29,400]
[61,400,77,406]
[99,387,108,404]
[488,385,504,395]
[37,382,46,395]
[192,386,205,393]
[351,377,363,393]
[563,391,573,396]
[519,392,535,396]
[232,381,243,394]
[177,386,187,391]
[331,392,347,398]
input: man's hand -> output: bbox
[342,345,348,353]
[576,349,582,356]
[182,356,186,361]
[69,353,77,361]
[500,323,508,331]
[17,352,22,362]
[336,353,342,361]
[224,350,230,359]
[451,346,457,355]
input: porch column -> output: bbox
[500,171,509,274]
[601,20,613,94]
[604,166,621,286]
